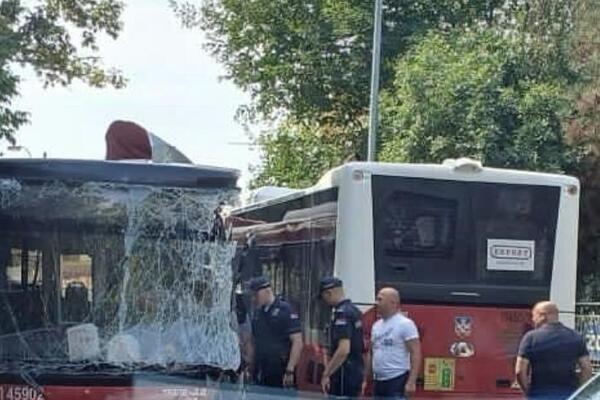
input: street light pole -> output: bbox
[367,0,383,162]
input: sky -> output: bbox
[5,1,259,188]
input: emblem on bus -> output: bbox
[450,341,475,358]
[454,316,472,338]
[451,316,475,358]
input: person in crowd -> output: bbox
[363,287,421,399]
[247,276,303,388]
[320,277,364,397]
[515,301,593,399]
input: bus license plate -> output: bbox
[0,386,44,400]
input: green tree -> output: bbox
[251,120,362,188]
[379,30,578,172]
[176,0,580,187]
[173,0,513,188]
[564,0,600,299]
[0,0,125,143]
[172,0,580,189]
[177,0,502,126]
[0,41,24,143]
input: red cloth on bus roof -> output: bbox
[105,120,152,160]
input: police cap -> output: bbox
[247,276,271,292]
[319,276,343,294]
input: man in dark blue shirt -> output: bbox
[248,276,303,388]
[516,301,593,399]
[319,277,364,398]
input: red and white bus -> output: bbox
[0,158,241,400]
[229,158,580,398]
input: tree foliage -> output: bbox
[250,120,362,188]
[176,0,587,187]
[564,0,600,298]
[379,30,578,172]
[179,0,504,125]
[0,0,125,143]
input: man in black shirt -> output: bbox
[248,276,303,388]
[319,277,364,397]
[516,301,593,399]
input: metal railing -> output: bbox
[576,303,600,372]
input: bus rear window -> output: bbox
[372,175,560,306]
[381,192,456,257]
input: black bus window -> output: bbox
[261,259,284,294]
[473,184,559,285]
[0,245,9,290]
[279,245,309,325]
[380,191,457,258]
[5,248,43,290]
[60,254,92,323]
[307,239,335,346]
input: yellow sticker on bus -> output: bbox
[424,357,456,391]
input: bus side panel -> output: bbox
[362,305,531,398]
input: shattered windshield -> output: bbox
[0,177,239,380]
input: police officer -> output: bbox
[319,277,364,398]
[247,276,303,388]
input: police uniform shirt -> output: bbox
[252,297,301,364]
[329,299,364,364]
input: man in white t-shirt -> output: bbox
[363,287,421,399]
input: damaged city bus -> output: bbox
[229,159,580,398]
[0,159,240,400]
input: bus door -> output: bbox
[231,189,339,392]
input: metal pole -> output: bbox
[367,0,383,162]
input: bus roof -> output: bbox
[0,159,239,189]
[232,159,578,214]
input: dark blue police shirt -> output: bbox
[251,297,301,363]
[518,322,589,395]
[329,299,364,365]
